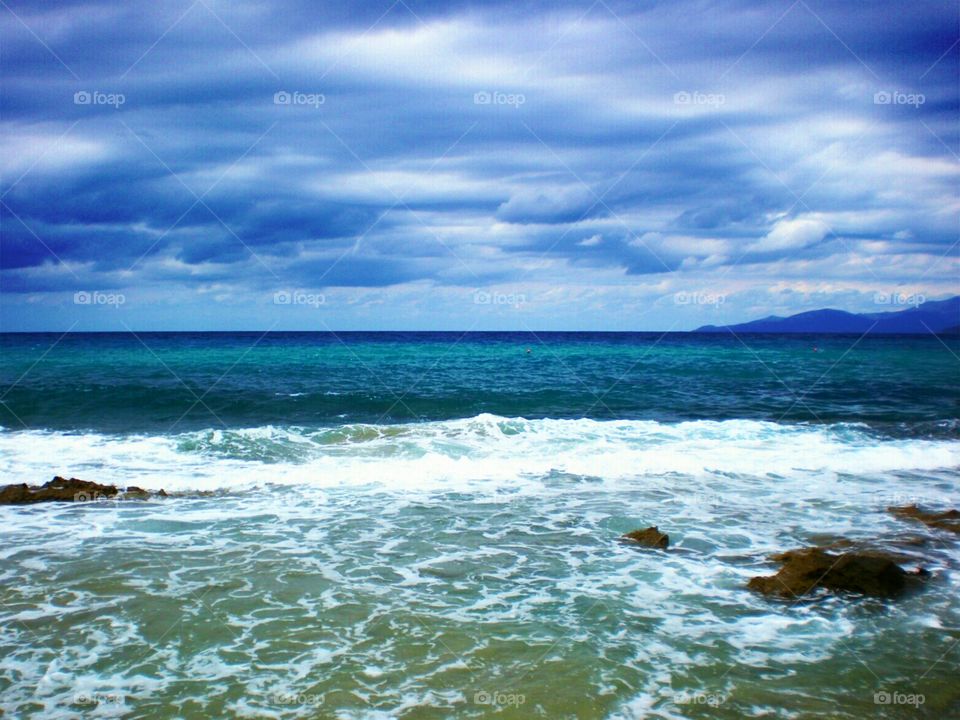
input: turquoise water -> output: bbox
[1,332,958,433]
[0,333,958,718]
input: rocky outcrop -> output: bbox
[0,477,166,505]
[889,505,960,535]
[748,547,927,598]
[121,486,152,500]
[0,477,118,504]
[623,526,669,549]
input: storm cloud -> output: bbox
[0,0,957,329]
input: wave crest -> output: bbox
[0,415,956,492]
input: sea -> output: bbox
[0,331,957,719]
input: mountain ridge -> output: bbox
[695,296,960,334]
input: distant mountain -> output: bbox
[695,296,960,334]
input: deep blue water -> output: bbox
[0,331,957,436]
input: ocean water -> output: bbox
[0,332,958,719]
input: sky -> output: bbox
[1,0,958,331]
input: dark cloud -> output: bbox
[0,0,957,329]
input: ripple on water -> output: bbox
[0,420,958,718]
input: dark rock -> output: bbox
[0,484,31,504]
[809,533,929,551]
[813,536,931,563]
[889,505,960,535]
[0,476,119,504]
[0,477,169,505]
[623,526,669,549]
[747,547,926,598]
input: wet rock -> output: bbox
[0,484,31,504]
[0,476,119,504]
[623,526,669,549]
[889,505,960,535]
[748,547,926,598]
[809,533,929,551]
[0,477,168,505]
[813,536,932,566]
[121,486,151,500]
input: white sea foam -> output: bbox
[0,416,957,719]
[0,415,955,493]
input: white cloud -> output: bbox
[661,235,728,256]
[0,127,106,174]
[496,186,596,224]
[750,218,830,252]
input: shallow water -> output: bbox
[0,333,957,718]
